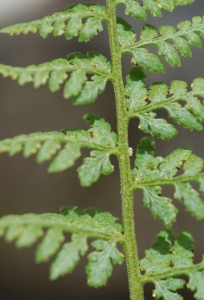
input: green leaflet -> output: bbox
[174,183,204,219]
[187,271,204,300]
[78,150,114,187]
[0,209,123,283]
[36,228,65,263]
[0,52,111,103]
[117,0,194,20]
[126,74,204,137]
[50,234,88,280]
[123,15,204,70]
[0,4,106,41]
[133,138,204,224]
[153,279,185,300]
[143,187,177,226]
[137,112,178,140]
[84,114,118,148]
[117,18,136,47]
[86,240,124,287]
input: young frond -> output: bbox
[141,229,204,300]
[0,4,107,41]
[0,207,124,284]
[132,137,204,226]
[0,116,117,184]
[0,52,111,104]
[117,0,194,20]
[125,67,204,139]
[120,16,204,72]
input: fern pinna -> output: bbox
[0,0,204,299]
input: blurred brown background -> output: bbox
[0,0,204,299]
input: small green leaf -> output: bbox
[117,18,136,47]
[15,225,43,248]
[174,37,192,57]
[148,82,169,103]
[78,150,114,187]
[64,70,87,99]
[159,148,191,179]
[153,278,185,300]
[85,114,118,147]
[164,103,203,131]
[65,16,83,39]
[158,42,180,66]
[143,187,177,226]
[131,48,165,73]
[123,0,147,20]
[183,154,203,176]
[36,228,65,263]
[143,0,162,17]
[73,75,107,105]
[79,17,103,42]
[86,240,124,288]
[125,66,147,111]
[174,183,204,219]
[138,112,178,140]
[187,271,204,300]
[50,234,87,280]
[36,140,61,163]
[140,24,157,40]
[48,143,81,173]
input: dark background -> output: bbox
[0,0,204,299]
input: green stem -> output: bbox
[106,1,143,299]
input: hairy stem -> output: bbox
[106,1,143,299]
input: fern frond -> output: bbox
[0,4,107,41]
[0,52,111,104]
[132,137,204,226]
[125,67,204,139]
[0,116,117,183]
[141,229,204,299]
[121,16,204,71]
[117,0,194,20]
[0,207,124,284]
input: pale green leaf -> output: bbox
[143,187,177,226]
[158,42,180,66]
[164,103,203,131]
[125,66,148,111]
[174,183,204,219]
[138,112,178,140]
[187,271,204,300]
[79,17,103,42]
[131,48,165,73]
[159,148,192,179]
[15,225,43,248]
[140,24,158,40]
[84,114,118,147]
[48,143,81,173]
[117,18,136,47]
[123,0,147,20]
[73,75,107,105]
[36,228,65,263]
[86,240,124,288]
[78,150,114,187]
[153,278,185,300]
[50,234,87,280]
